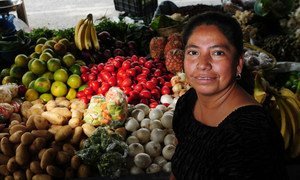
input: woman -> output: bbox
[170,12,287,179]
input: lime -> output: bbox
[47,58,61,72]
[29,52,40,59]
[22,71,37,88]
[67,74,82,89]
[10,65,25,79]
[70,64,81,75]
[35,44,44,54]
[29,59,47,75]
[41,71,54,81]
[40,93,54,102]
[44,40,56,48]
[36,37,47,44]
[14,54,29,67]
[62,53,75,67]
[34,77,51,93]
[25,89,39,101]
[0,68,10,78]
[75,60,86,66]
[39,52,53,62]
[2,76,17,84]
[78,84,87,91]
[51,81,68,97]
[53,69,69,82]
[28,80,35,89]
[66,88,77,100]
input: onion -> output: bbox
[140,118,151,129]
[162,144,175,160]
[145,141,161,157]
[177,72,186,82]
[136,128,150,144]
[129,143,144,157]
[125,117,140,132]
[134,103,150,115]
[170,76,180,85]
[150,128,167,143]
[163,162,172,173]
[160,94,173,105]
[134,153,152,169]
[126,135,139,145]
[131,109,145,122]
[161,113,173,129]
[149,120,162,131]
[172,83,182,93]
[130,166,144,175]
[155,104,167,112]
[153,156,167,167]
[146,163,161,174]
[164,134,177,146]
[149,108,163,120]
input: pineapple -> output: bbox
[165,48,184,74]
[149,37,167,59]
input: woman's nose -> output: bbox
[196,54,212,70]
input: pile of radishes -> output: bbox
[77,55,174,107]
[124,103,176,175]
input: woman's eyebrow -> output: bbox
[209,44,231,51]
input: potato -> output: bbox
[65,167,75,179]
[56,151,71,165]
[33,115,49,130]
[55,97,67,102]
[15,144,29,166]
[77,164,91,178]
[50,107,72,119]
[7,157,18,172]
[38,148,46,160]
[0,164,9,176]
[31,130,53,141]
[55,125,73,142]
[62,143,75,156]
[46,165,64,178]
[20,101,33,118]
[70,100,87,111]
[26,169,33,180]
[51,141,63,151]
[71,109,83,119]
[56,99,70,108]
[30,137,46,153]
[25,115,36,131]
[8,120,20,128]
[9,113,22,123]
[29,105,45,116]
[4,175,13,180]
[68,117,82,128]
[0,153,9,165]
[9,130,24,144]
[31,99,44,105]
[32,174,52,180]
[0,133,9,139]
[71,155,81,169]
[41,111,66,125]
[9,124,27,135]
[0,137,14,157]
[21,132,35,145]
[13,170,26,180]
[82,123,96,137]
[45,100,56,111]
[40,148,57,169]
[48,125,62,134]
[30,161,43,174]
[70,126,83,145]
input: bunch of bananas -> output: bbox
[254,72,300,158]
[74,14,100,51]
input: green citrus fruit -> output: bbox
[58,38,70,47]
[30,59,47,75]
[62,54,75,67]
[44,40,57,48]
[28,80,35,89]
[25,89,39,101]
[66,88,77,100]
[39,52,53,62]
[53,69,69,82]
[34,77,51,93]
[75,60,86,66]
[41,71,54,81]
[30,52,40,59]
[70,64,81,75]
[22,71,37,88]
[67,74,82,89]
[9,65,24,79]
[0,68,10,78]
[40,93,54,102]
[47,58,61,72]
[14,54,29,67]
[36,37,47,44]
[2,76,17,84]
[35,44,44,54]
[51,81,68,97]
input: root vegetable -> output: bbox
[130,166,144,175]
[56,151,71,165]
[149,108,163,120]
[0,133,9,139]
[51,141,63,151]
[0,153,9,165]
[45,100,56,111]
[77,164,91,178]
[21,132,35,145]
[48,125,62,134]
[129,143,144,156]
[15,144,29,166]
[126,135,139,145]
[30,161,43,174]
[149,120,162,131]
[161,114,173,129]
[134,103,150,115]
[46,165,64,178]
[162,144,175,160]
[71,109,83,119]
[38,149,46,160]
[131,109,145,121]
[70,100,87,111]
[65,167,75,178]
[0,164,9,176]
[5,175,13,180]
[50,107,72,119]
[63,143,75,156]
[41,111,66,125]
[70,126,83,145]
[134,153,152,169]
[71,155,81,169]
[9,113,22,123]
[55,125,73,141]
[163,162,172,173]
[9,124,27,135]
[33,115,49,130]
[164,134,177,146]
[40,148,57,169]
[26,169,33,180]
[153,156,167,167]
[25,116,35,131]
[9,130,24,143]
[125,117,139,132]
[160,94,174,105]
[82,123,95,137]
[56,99,71,108]
[1,137,14,157]
[29,137,46,153]
[31,130,53,141]
[20,101,32,118]
[136,128,150,144]
[32,174,52,180]
[7,157,18,172]
[146,163,161,174]
[115,127,127,140]
[68,117,82,128]
[140,118,151,129]
[145,141,161,157]
[150,128,166,143]
[155,104,167,112]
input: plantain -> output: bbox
[253,73,268,104]
[84,19,93,50]
[90,22,100,50]
[77,18,89,51]
[276,97,291,150]
[74,18,85,48]
[280,88,300,108]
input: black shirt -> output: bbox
[171,88,288,180]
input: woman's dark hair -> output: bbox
[182,11,244,60]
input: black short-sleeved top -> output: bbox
[171,88,288,180]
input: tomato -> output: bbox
[126,68,136,77]
[76,91,85,98]
[97,63,104,71]
[117,69,127,79]
[161,86,171,95]
[153,69,162,77]
[134,66,142,74]
[149,101,158,108]
[133,83,143,92]
[91,66,98,74]
[140,98,149,105]
[139,57,146,65]
[136,74,147,82]
[129,90,139,98]
[131,55,138,62]
[80,66,89,73]
[88,73,97,81]
[131,61,139,67]
[122,60,131,70]
[81,73,89,82]
[164,82,172,88]
[150,77,158,86]
[80,96,89,104]
[122,86,132,95]
[114,56,125,62]
[140,89,151,99]
[84,87,94,96]
[121,78,133,87]
[145,81,155,90]
[141,68,150,75]
[104,64,115,72]
[90,80,100,92]
[100,70,111,82]
[157,77,165,86]
[144,60,153,69]
[111,59,121,68]
[151,88,161,100]
[86,94,92,100]
[100,83,110,95]
[107,76,117,86]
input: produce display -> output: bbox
[0,1,300,179]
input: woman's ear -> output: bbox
[236,56,244,75]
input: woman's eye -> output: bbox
[187,50,198,56]
[213,51,225,56]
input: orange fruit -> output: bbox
[34,77,51,93]
[67,74,82,89]
[30,59,47,75]
[9,65,25,79]
[25,89,39,101]
[51,81,68,97]
[41,71,54,81]
[14,54,29,67]
[66,88,77,100]
[35,44,44,54]
[62,54,75,67]
[28,80,35,89]
[22,71,37,88]
[53,69,69,82]
[40,93,54,102]
[47,58,61,72]
[39,52,53,62]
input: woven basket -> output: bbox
[157,24,183,37]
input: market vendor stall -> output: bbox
[0,0,299,179]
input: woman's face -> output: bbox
[184,25,243,96]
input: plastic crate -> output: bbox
[114,0,158,24]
